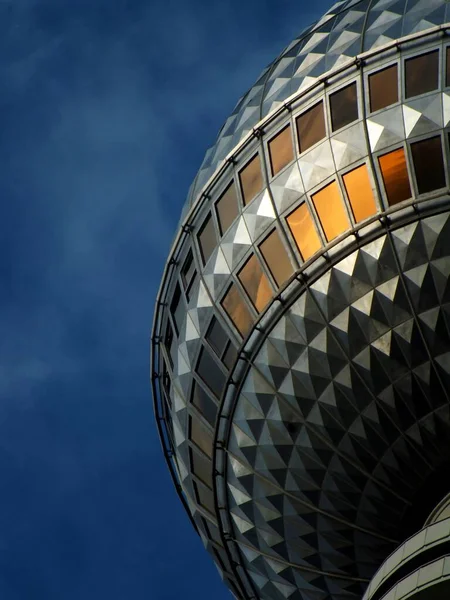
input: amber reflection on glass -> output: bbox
[239,154,263,205]
[215,182,239,235]
[198,213,217,265]
[190,449,212,488]
[221,283,254,337]
[190,417,213,458]
[296,101,326,153]
[312,181,350,241]
[238,254,273,313]
[259,229,293,287]
[268,125,294,176]
[405,50,439,99]
[379,148,412,206]
[343,165,378,223]
[369,64,398,112]
[287,203,321,260]
[446,47,450,87]
[330,82,358,132]
[191,381,217,426]
[411,136,446,194]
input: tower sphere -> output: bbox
[152,1,450,598]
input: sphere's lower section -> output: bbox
[221,210,450,600]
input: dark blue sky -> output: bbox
[0,1,330,598]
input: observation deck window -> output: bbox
[259,228,294,287]
[193,481,215,515]
[379,148,412,205]
[191,381,217,426]
[189,416,213,458]
[311,181,350,241]
[181,250,197,301]
[286,203,321,261]
[196,346,226,399]
[369,64,398,112]
[198,213,217,266]
[206,316,237,369]
[268,124,294,176]
[239,153,263,205]
[342,164,378,223]
[330,82,358,132]
[215,181,239,236]
[237,254,273,313]
[170,284,184,336]
[405,50,439,99]
[296,101,326,153]
[190,448,212,488]
[411,136,446,194]
[221,283,254,337]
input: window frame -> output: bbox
[267,122,295,177]
[366,61,400,114]
[328,80,359,133]
[403,47,440,100]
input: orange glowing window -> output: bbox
[221,283,254,337]
[268,125,294,176]
[238,254,273,313]
[378,148,412,206]
[259,229,294,287]
[343,164,378,223]
[239,154,263,205]
[286,203,322,260]
[312,181,350,242]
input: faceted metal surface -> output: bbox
[151,1,450,598]
[183,0,450,216]
[223,211,450,599]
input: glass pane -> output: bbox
[206,317,228,358]
[287,203,322,260]
[222,342,238,371]
[194,482,215,514]
[221,283,254,337]
[196,347,226,399]
[259,229,294,287]
[268,125,294,176]
[296,101,326,153]
[170,284,184,335]
[198,213,217,266]
[369,64,398,112]
[191,381,217,426]
[312,181,350,242]
[330,82,358,132]
[447,46,450,88]
[164,322,175,368]
[215,182,239,235]
[191,449,212,488]
[379,148,412,206]
[203,518,223,545]
[239,154,263,205]
[190,417,213,458]
[238,254,273,313]
[343,164,378,223]
[182,251,196,299]
[405,50,439,99]
[411,136,446,194]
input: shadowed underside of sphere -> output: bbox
[152,1,450,599]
